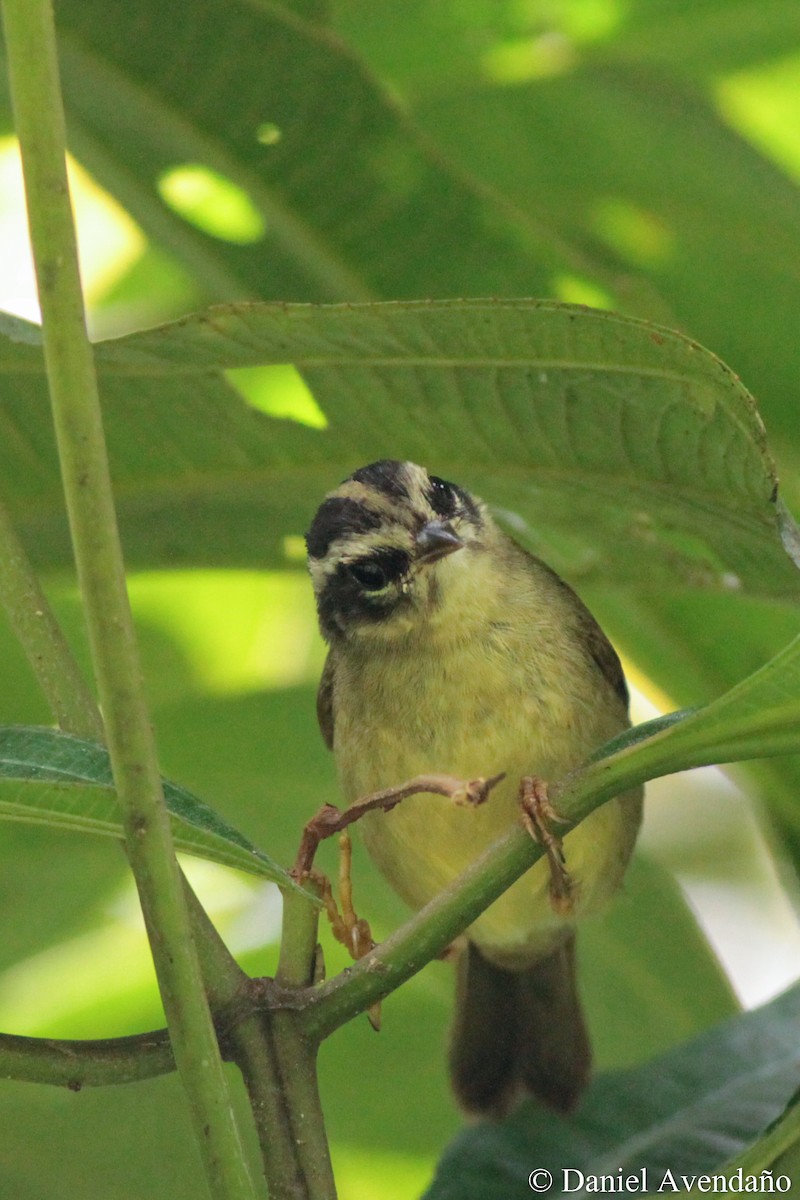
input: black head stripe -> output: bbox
[426,474,481,525]
[317,557,409,639]
[427,475,458,518]
[305,496,382,560]
[347,460,410,502]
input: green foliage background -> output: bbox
[1,1,800,1196]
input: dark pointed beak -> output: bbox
[414,520,464,564]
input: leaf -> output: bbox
[0,0,586,306]
[331,0,800,92]
[590,633,800,790]
[412,60,800,449]
[579,856,738,1070]
[3,300,798,604]
[0,726,293,886]
[424,983,800,1199]
[662,634,800,763]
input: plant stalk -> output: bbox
[0,1029,174,1088]
[0,496,101,740]
[0,1,258,1194]
[273,883,336,1199]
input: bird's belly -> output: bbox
[336,669,640,968]
[359,771,636,967]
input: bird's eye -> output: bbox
[428,475,457,517]
[345,549,410,594]
[348,560,391,591]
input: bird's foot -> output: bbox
[518,776,575,916]
[450,772,507,807]
[292,773,505,878]
[290,769,505,1027]
[307,833,381,1028]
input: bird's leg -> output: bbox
[291,772,505,1008]
[305,837,374,962]
[518,776,575,915]
[306,836,381,1028]
[291,771,506,878]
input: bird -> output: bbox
[305,459,643,1116]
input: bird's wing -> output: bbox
[316,651,335,751]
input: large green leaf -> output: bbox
[0,0,593,306]
[416,67,800,449]
[2,300,797,602]
[332,0,800,93]
[0,726,292,885]
[424,983,800,1199]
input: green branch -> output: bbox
[0,1029,174,1088]
[0,2,258,1195]
[271,883,336,1199]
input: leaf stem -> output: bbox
[276,882,322,990]
[0,496,101,740]
[0,2,258,1195]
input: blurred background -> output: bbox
[1,2,800,1197]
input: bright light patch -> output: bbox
[592,198,674,268]
[557,0,625,43]
[0,138,144,322]
[0,138,38,321]
[552,273,614,310]
[128,569,321,695]
[483,34,576,84]
[282,534,308,563]
[716,52,800,183]
[482,0,624,82]
[157,164,266,244]
[70,156,147,305]
[0,860,280,1037]
[226,363,327,429]
[331,1146,435,1200]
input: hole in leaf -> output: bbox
[225,364,328,429]
[255,122,283,146]
[157,164,266,244]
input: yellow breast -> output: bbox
[332,605,642,968]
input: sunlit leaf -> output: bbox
[0,0,589,305]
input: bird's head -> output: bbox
[305,460,488,642]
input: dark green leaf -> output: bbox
[425,983,800,1199]
[0,726,293,885]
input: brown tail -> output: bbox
[449,934,591,1116]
